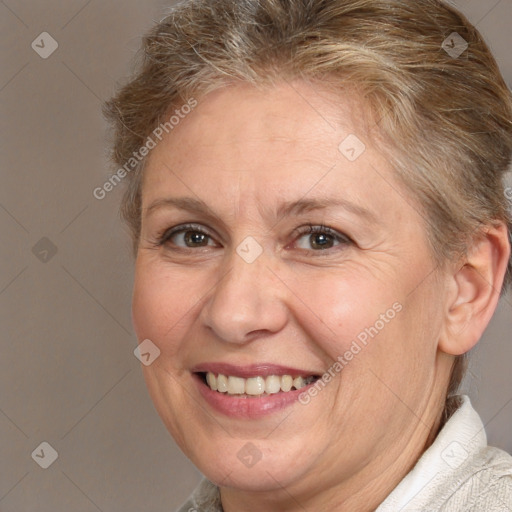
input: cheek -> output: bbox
[295,266,441,396]
[131,269,164,342]
[292,270,401,360]
[131,261,201,349]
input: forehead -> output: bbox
[147,81,366,164]
[141,81,416,227]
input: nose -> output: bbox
[199,249,289,344]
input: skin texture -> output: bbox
[131,81,510,511]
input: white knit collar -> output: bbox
[377,395,486,510]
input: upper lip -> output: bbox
[191,362,322,379]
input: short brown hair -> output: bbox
[104,0,512,411]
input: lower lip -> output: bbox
[194,374,316,419]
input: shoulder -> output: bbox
[441,445,512,511]
[176,480,222,512]
[378,396,512,511]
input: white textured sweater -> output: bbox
[177,396,512,511]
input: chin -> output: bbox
[204,459,294,492]
[187,437,312,492]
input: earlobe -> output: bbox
[438,223,510,356]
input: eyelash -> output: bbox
[290,225,352,251]
[153,223,352,252]
[155,223,213,247]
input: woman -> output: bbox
[104,0,512,509]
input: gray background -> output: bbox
[0,1,511,510]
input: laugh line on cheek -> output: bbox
[138,299,403,418]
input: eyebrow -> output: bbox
[145,197,213,217]
[145,196,377,223]
[275,198,377,223]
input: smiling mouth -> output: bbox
[198,372,320,397]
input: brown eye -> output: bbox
[309,232,335,250]
[158,224,217,249]
[294,225,350,252]
[183,231,210,247]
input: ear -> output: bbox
[439,222,510,356]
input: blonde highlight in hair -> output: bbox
[104,0,512,408]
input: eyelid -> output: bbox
[157,223,219,247]
[154,222,351,252]
[286,224,353,254]
[291,224,352,242]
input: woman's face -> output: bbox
[132,82,453,502]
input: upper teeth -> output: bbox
[205,372,314,396]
